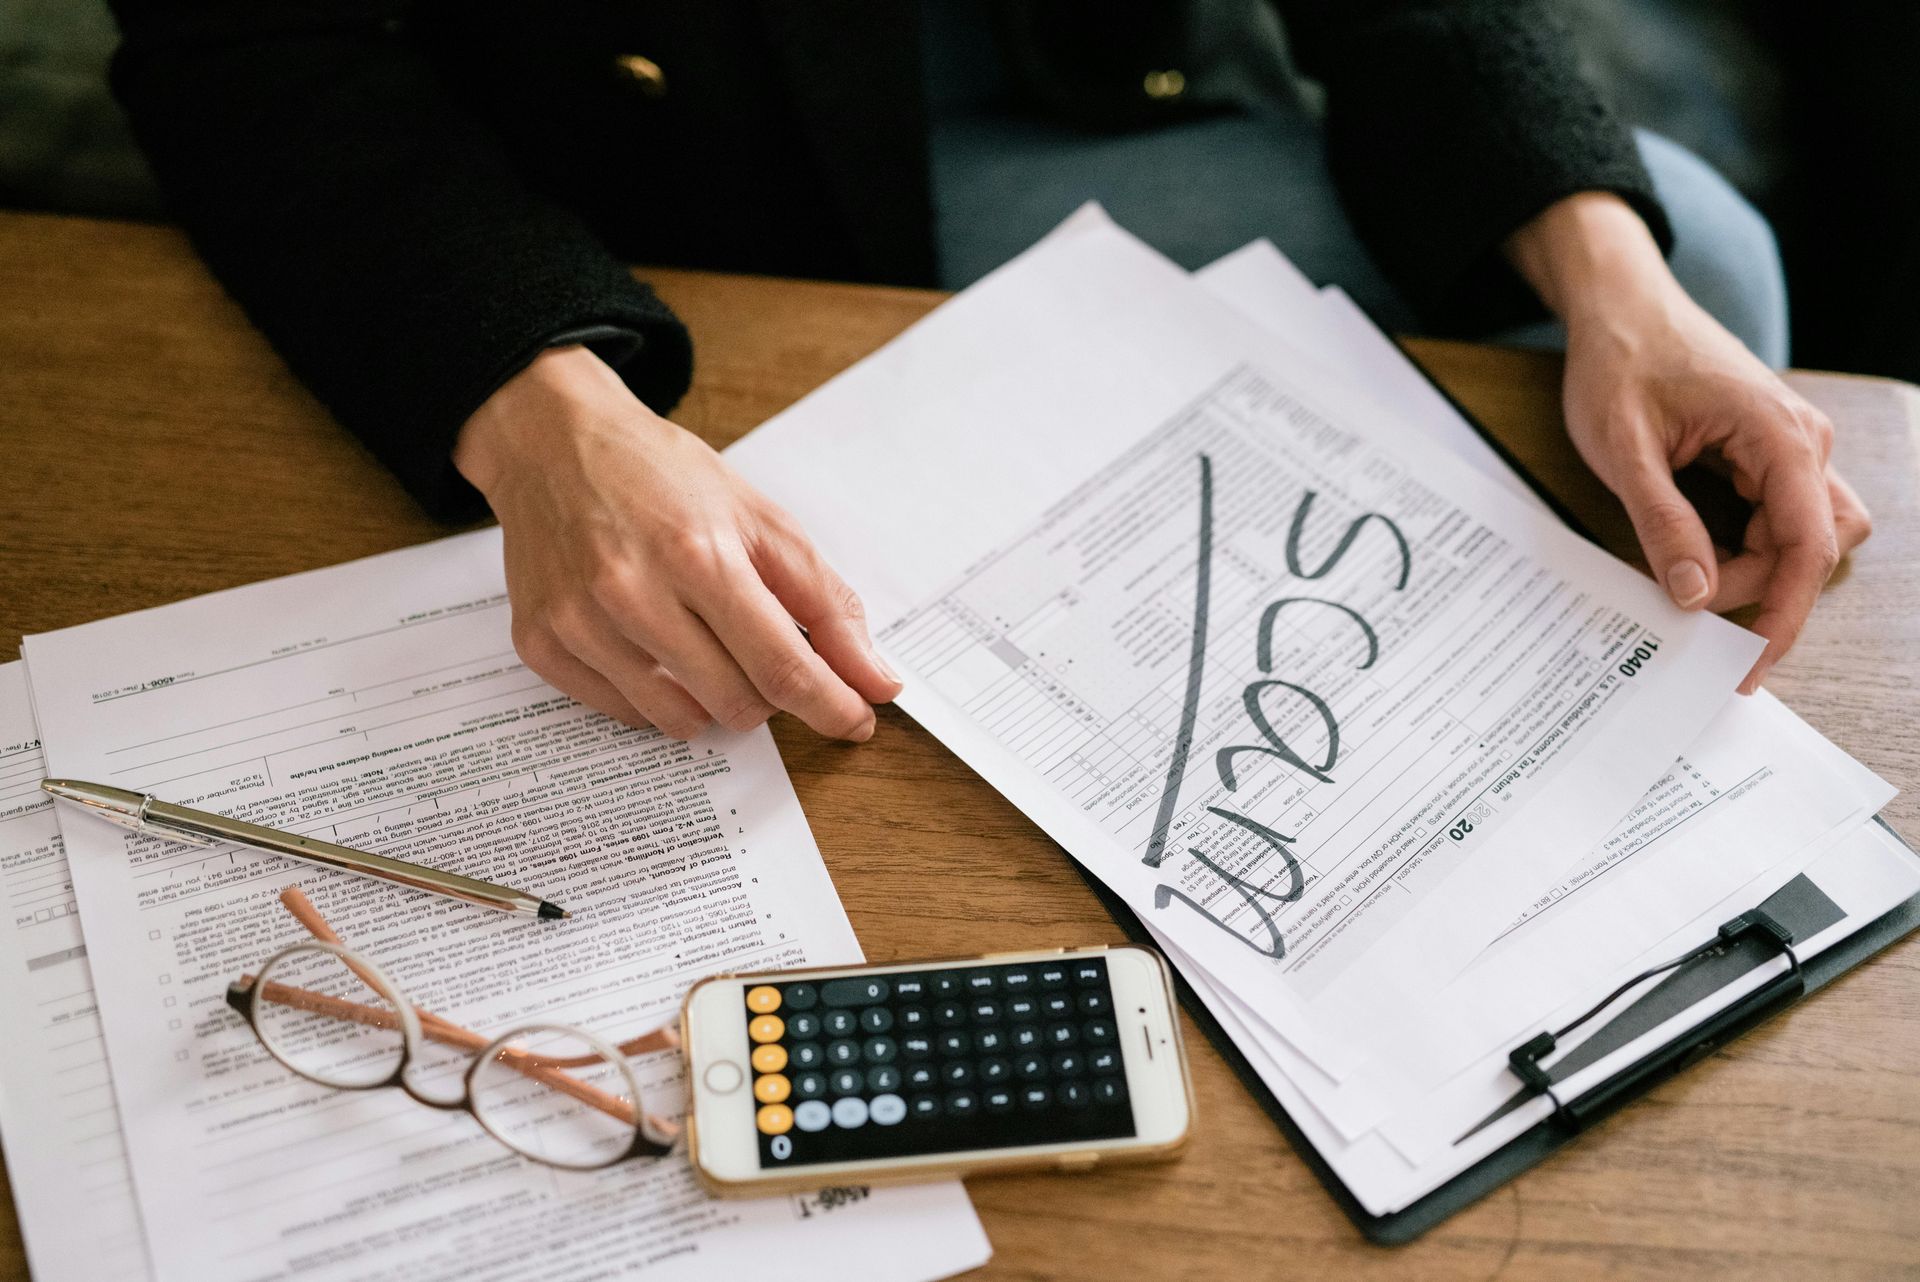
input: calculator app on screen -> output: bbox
[740,957,1137,1168]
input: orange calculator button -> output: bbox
[751,1043,788,1073]
[753,1073,792,1104]
[748,1014,784,1043]
[756,1103,794,1135]
[746,985,782,1014]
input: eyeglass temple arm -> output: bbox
[277,887,679,1062]
[268,887,680,1139]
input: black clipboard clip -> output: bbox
[1502,909,1804,1134]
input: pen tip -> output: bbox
[538,901,570,921]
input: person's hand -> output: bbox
[1507,194,1871,693]
[453,345,901,740]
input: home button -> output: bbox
[704,1060,745,1094]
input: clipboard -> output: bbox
[1059,319,1920,1242]
[1067,817,1920,1243]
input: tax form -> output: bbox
[23,532,990,1282]
[0,663,150,1281]
[1155,229,1895,1135]
[726,216,1763,1078]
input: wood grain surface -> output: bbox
[2,210,1916,1281]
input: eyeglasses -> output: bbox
[226,886,682,1170]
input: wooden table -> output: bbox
[4,210,1918,1280]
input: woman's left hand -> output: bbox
[1509,193,1872,693]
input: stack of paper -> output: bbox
[5,534,992,1281]
[725,206,1910,1216]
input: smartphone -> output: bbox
[681,945,1194,1196]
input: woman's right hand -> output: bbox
[453,345,901,741]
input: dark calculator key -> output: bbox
[942,1061,974,1086]
[862,1037,897,1064]
[1020,1084,1052,1109]
[829,1068,864,1095]
[964,970,996,994]
[783,983,819,1011]
[1046,1023,1077,1048]
[900,1035,933,1059]
[1015,1053,1047,1080]
[1051,1051,1083,1076]
[1077,991,1109,1016]
[823,1009,858,1037]
[1093,1076,1126,1105]
[789,1042,824,1070]
[933,1001,968,1028]
[867,1065,902,1092]
[822,977,890,1007]
[1088,1049,1119,1073]
[897,1005,929,1030]
[1072,961,1103,985]
[931,974,963,998]
[893,975,927,1000]
[985,1087,1016,1113]
[860,1007,894,1033]
[826,1039,861,1066]
[910,1094,942,1119]
[793,1071,827,1100]
[970,999,1001,1022]
[1000,968,1034,992]
[937,1031,972,1057]
[905,1064,938,1089]
[1083,1020,1116,1045]
[978,1057,1011,1083]
[945,1089,978,1116]
[1006,996,1037,1019]
[1010,1025,1040,1050]
[1058,1080,1091,1108]
[786,1012,821,1040]
[1042,993,1072,1017]
[1037,965,1069,989]
[974,1029,1006,1054]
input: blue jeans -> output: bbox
[930,115,1790,367]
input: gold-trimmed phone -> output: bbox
[680,944,1194,1196]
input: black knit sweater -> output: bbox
[104,0,1668,522]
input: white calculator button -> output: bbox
[793,1100,832,1132]
[869,1093,907,1126]
[831,1096,870,1128]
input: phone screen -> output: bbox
[740,956,1138,1168]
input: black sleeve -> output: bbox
[1279,0,1674,332]
[104,0,693,522]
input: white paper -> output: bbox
[1176,241,1893,1134]
[0,663,152,1281]
[1193,242,1550,513]
[24,531,990,1282]
[727,214,1763,1081]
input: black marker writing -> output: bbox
[1140,454,1214,870]
[1286,490,1411,590]
[1148,457,1413,960]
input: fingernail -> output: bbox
[870,648,901,686]
[1667,559,1710,608]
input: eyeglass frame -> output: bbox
[224,886,681,1171]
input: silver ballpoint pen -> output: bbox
[41,778,570,920]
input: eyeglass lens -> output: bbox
[470,1023,642,1169]
[254,944,407,1089]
